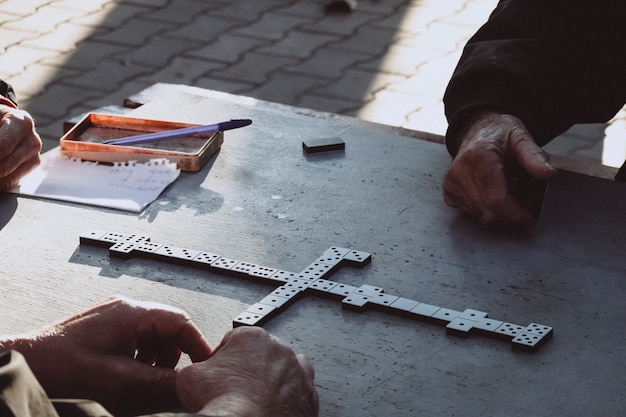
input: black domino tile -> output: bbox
[302,136,345,153]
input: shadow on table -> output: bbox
[0,193,18,231]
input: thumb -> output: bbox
[96,356,180,411]
[509,127,558,181]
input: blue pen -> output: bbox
[103,119,252,146]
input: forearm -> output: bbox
[444,0,626,156]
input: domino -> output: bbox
[80,230,554,352]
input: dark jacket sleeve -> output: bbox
[0,79,18,107]
[0,350,211,417]
[443,0,626,156]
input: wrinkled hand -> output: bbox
[0,105,42,190]
[443,111,557,227]
[177,326,319,417]
[7,296,212,413]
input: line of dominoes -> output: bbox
[79,230,553,352]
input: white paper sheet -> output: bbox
[10,151,180,212]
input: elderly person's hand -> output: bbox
[443,110,558,227]
[177,326,319,417]
[0,103,42,190]
[1,296,213,413]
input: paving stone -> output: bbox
[257,30,339,59]
[232,13,310,41]
[285,48,370,79]
[2,5,87,34]
[213,1,294,21]
[242,71,327,106]
[21,23,105,53]
[210,53,298,85]
[186,34,271,64]
[0,46,60,77]
[164,14,244,43]
[314,68,405,102]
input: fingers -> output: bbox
[508,126,558,181]
[0,108,42,189]
[177,326,319,417]
[443,112,555,227]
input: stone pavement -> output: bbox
[0,0,623,176]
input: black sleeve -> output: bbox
[0,79,18,106]
[443,0,626,156]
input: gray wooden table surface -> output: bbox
[1,86,625,417]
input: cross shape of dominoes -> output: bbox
[79,230,553,352]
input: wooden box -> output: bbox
[59,113,223,172]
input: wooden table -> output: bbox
[1,85,625,417]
